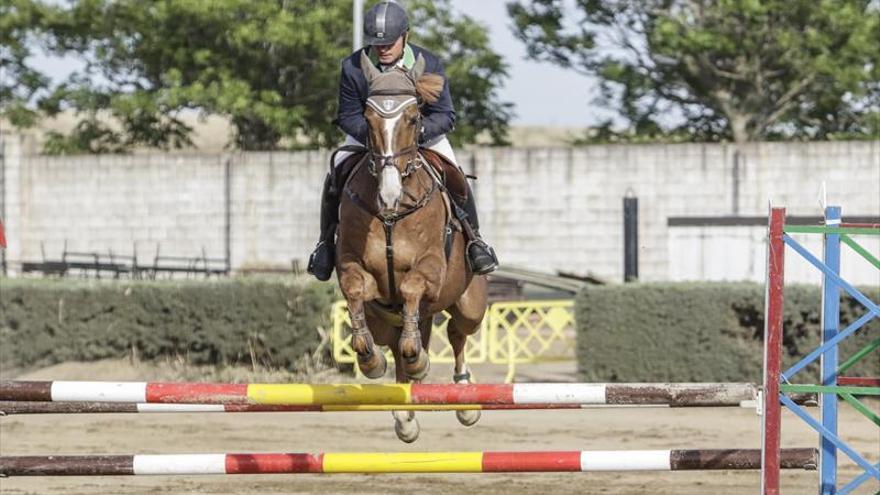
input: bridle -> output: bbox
[364,87,424,180]
[343,87,440,307]
[366,142,422,179]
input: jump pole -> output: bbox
[0,449,817,476]
[0,381,763,407]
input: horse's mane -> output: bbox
[415,73,444,104]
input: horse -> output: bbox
[334,52,488,443]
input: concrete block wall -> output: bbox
[2,137,878,283]
[4,149,228,265]
[464,141,879,283]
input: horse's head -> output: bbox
[360,51,443,216]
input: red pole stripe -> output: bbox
[836,377,880,387]
[410,383,514,404]
[839,222,880,229]
[224,453,323,474]
[483,451,581,472]
[222,404,323,412]
[146,383,248,403]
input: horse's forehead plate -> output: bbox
[366,96,417,117]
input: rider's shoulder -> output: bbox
[342,48,369,70]
[408,44,442,68]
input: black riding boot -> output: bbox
[456,183,499,275]
[307,174,340,281]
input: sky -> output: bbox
[30,0,606,127]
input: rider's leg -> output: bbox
[306,173,339,281]
[424,135,498,275]
[307,136,361,281]
[457,181,499,275]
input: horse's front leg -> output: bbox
[398,261,442,380]
[339,263,386,379]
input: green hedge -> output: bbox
[0,278,336,373]
[575,283,879,383]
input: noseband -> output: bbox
[367,142,422,178]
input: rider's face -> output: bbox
[374,35,405,65]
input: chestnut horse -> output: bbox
[335,52,487,442]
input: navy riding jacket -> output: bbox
[335,44,456,145]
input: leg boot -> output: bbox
[454,183,498,275]
[307,173,340,281]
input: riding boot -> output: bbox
[454,183,499,275]
[307,173,340,281]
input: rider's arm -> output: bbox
[335,61,369,145]
[419,59,456,144]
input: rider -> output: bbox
[307,1,499,281]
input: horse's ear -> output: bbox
[360,51,381,85]
[409,53,426,81]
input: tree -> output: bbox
[508,0,879,143]
[1,0,54,129]
[5,0,511,153]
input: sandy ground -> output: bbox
[1,360,877,495]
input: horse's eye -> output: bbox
[409,116,419,125]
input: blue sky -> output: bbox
[30,0,605,127]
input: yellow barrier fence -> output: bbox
[331,299,575,382]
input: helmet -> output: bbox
[363,1,409,46]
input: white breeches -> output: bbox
[333,134,458,168]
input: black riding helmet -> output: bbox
[363,1,409,46]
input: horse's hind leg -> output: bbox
[447,276,488,427]
[339,265,386,378]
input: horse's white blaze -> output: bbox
[377,112,404,210]
[379,165,402,209]
[382,112,403,155]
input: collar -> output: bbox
[367,44,416,72]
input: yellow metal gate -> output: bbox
[330,299,575,382]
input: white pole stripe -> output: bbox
[580,450,672,471]
[135,404,226,413]
[133,454,226,475]
[51,381,147,403]
[513,384,606,404]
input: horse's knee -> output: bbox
[340,268,377,301]
[399,274,427,303]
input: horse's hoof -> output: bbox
[456,409,481,427]
[403,350,430,381]
[357,349,387,379]
[393,411,420,443]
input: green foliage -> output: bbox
[575,283,879,382]
[509,0,880,143]
[0,0,55,128]
[0,278,336,373]
[4,0,510,153]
